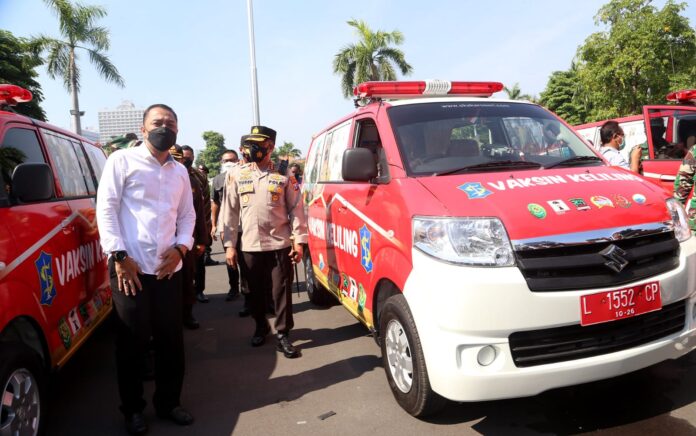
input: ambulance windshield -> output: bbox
[388,102,601,175]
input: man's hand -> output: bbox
[194,244,206,257]
[115,257,143,296]
[155,246,183,280]
[289,242,303,264]
[210,226,218,241]
[226,246,238,269]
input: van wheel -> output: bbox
[303,250,332,306]
[379,295,447,417]
[0,343,45,436]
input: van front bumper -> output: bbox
[402,237,696,402]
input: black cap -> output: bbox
[169,144,183,159]
[248,125,276,142]
[240,134,253,146]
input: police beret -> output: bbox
[169,144,183,159]
[248,125,276,142]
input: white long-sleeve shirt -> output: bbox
[599,146,630,170]
[96,144,195,274]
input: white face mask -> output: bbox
[221,162,236,173]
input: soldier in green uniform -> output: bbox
[674,141,696,230]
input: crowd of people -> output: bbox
[96,104,307,435]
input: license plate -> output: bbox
[580,281,662,326]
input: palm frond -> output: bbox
[87,48,125,87]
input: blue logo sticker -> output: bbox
[458,182,493,199]
[360,225,373,273]
[35,251,56,306]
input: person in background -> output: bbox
[170,145,210,329]
[181,145,213,303]
[598,121,630,170]
[96,104,195,434]
[288,162,303,184]
[222,126,308,358]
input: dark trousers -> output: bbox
[182,252,196,306]
[241,247,294,334]
[227,234,244,295]
[109,258,185,416]
[194,253,205,295]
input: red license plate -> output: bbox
[580,281,662,326]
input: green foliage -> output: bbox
[539,65,588,125]
[197,131,226,178]
[503,83,533,101]
[574,0,696,121]
[0,30,47,120]
[333,19,413,98]
[271,141,302,161]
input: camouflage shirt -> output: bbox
[673,144,696,229]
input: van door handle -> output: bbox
[61,218,74,233]
[0,261,5,272]
[337,206,347,213]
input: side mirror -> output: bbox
[12,163,55,202]
[342,148,377,182]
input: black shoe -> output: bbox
[251,322,271,347]
[196,293,209,303]
[276,334,300,358]
[238,307,250,317]
[204,256,220,266]
[157,406,194,426]
[225,291,239,301]
[125,413,148,435]
[266,306,276,316]
[183,314,200,330]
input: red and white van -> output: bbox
[0,85,111,434]
[302,80,696,417]
[575,89,696,192]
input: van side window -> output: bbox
[304,132,326,185]
[42,130,92,197]
[0,127,47,204]
[83,142,106,184]
[318,121,351,182]
[354,120,389,182]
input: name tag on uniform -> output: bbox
[238,178,254,194]
[268,174,285,194]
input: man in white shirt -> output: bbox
[96,104,196,435]
[598,120,630,170]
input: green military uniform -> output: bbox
[673,144,696,230]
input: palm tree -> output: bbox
[272,141,302,161]
[333,19,413,98]
[503,83,533,101]
[32,0,124,135]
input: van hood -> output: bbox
[415,167,671,240]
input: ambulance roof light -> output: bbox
[353,80,504,100]
[665,89,696,105]
[0,84,33,106]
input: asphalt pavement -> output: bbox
[45,241,696,435]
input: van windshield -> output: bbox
[388,102,601,175]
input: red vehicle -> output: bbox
[575,89,696,191]
[0,85,111,434]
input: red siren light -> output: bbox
[665,89,696,104]
[0,84,33,106]
[353,80,504,99]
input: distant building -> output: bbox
[81,128,100,143]
[97,101,144,144]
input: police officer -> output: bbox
[170,145,210,329]
[221,126,307,358]
[181,145,213,302]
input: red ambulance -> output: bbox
[0,85,111,434]
[575,89,696,191]
[302,80,696,417]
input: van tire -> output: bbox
[0,342,45,436]
[303,250,333,306]
[379,295,446,417]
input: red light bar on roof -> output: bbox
[665,89,696,104]
[353,80,504,99]
[0,84,33,106]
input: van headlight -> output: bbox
[666,198,691,242]
[413,216,515,266]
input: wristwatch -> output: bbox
[113,250,128,262]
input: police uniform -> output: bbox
[674,144,696,229]
[221,126,307,356]
[190,166,212,301]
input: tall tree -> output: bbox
[32,0,124,135]
[272,141,302,162]
[333,19,413,98]
[539,63,589,125]
[0,30,47,120]
[197,131,226,178]
[576,0,696,120]
[503,83,533,101]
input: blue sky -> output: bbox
[2,0,695,156]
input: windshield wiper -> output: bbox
[544,155,603,169]
[435,160,542,176]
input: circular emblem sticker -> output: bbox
[271,194,279,202]
[632,193,646,204]
[528,203,547,219]
[242,195,249,204]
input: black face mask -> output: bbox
[183,158,193,168]
[241,143,269,163]
[147,127,177,152]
